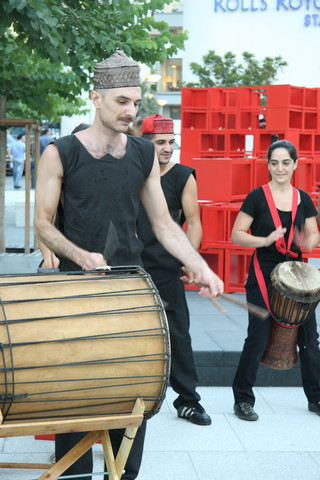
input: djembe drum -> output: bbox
[0,267,170,423]
[262,261,320,370]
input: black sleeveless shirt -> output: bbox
[54,134,154,271]
[137,163,195,276]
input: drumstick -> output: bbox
[210,297,227,314]
[218,292,269,320]
[182,268,269,319]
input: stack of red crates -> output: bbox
[181,85,320,293]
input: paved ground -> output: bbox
[0,385,320,480]
[1,176,320,479]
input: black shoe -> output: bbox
[308,402,320,415]
[14,185,21,189]
[234,402,258,421]
[177,403,212,426]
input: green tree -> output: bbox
[0,0,188,251]
[188,50,287,87]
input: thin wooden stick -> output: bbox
[218,292,269,319]
[183,268,269,320]
[210,297,227,314]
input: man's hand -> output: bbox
[80,252,108,270]
[181,266,224,298]
[42,252,60,269]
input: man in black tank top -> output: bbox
[34,52,224,479]
[137,114,211,426]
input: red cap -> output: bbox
[142,114,174,134]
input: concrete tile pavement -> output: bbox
[0,386,320,480]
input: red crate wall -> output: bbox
[181,85,320,292]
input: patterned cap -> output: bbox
[93,50,140,89]
[142,114,174,134]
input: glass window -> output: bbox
[160,59,182,92]
[170,106,181,120]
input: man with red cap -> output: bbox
[137,114,211,426]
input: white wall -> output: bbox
[183,0,320,87]
[60,102,96,137]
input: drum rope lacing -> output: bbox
[0,271,170,421]
[0,298,16,421]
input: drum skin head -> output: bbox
[271,261,320,301]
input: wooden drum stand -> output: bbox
[0,268,170,479]
[0,397,145,479]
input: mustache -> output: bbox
[119,116,134,123]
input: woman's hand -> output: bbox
[264,226,286,247]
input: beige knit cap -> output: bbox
[93,50,140,89]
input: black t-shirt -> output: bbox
[54,134,154,271]
[241,186,317,282]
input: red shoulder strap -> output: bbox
[262,184,298,258]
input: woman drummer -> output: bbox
[231,139,320,421]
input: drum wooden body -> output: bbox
[262,261,320,370]
[0,267,170,423]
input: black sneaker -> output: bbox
[177,403,212,426]
[308,401,320,415]
[234,402,258,421]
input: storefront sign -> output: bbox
[213,0,320,25]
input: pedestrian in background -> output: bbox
[8,133,25,189]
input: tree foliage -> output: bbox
[0,0,187,118]
[188,50,288,87]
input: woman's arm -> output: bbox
[231,211,286,248]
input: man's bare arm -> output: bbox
[140,155,223,296]
[34,144,106,270]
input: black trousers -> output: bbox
[153,273,200,408]
[55,419,147,480]
[233,282,320,406]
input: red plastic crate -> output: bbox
[34,434,102,444]
[228,133,256,157]
[312,158,320,186]
[239,110,260,130]
[200,202,228,248]
[293,158,316,191]
[298,133,314,156]
[224,246,254,293]
[255,131,287,157]
[304,88,319,109]
[303,111,319,130]
[208,87,239,109]
[266,108,303,131]
[302,245,320,262]
[266,85,304,109]
[238,86,263,109]
[181,109,208,130]
[253,158,270,188]
[199,248,225,280]
[179,151,195,168]
[181,129,202,155]
[209,110,238,130]
[314,136,320,156]
[200,132,227,157]
[225,202,243,242]
[181,87,210,108]
[191,158,253,202]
